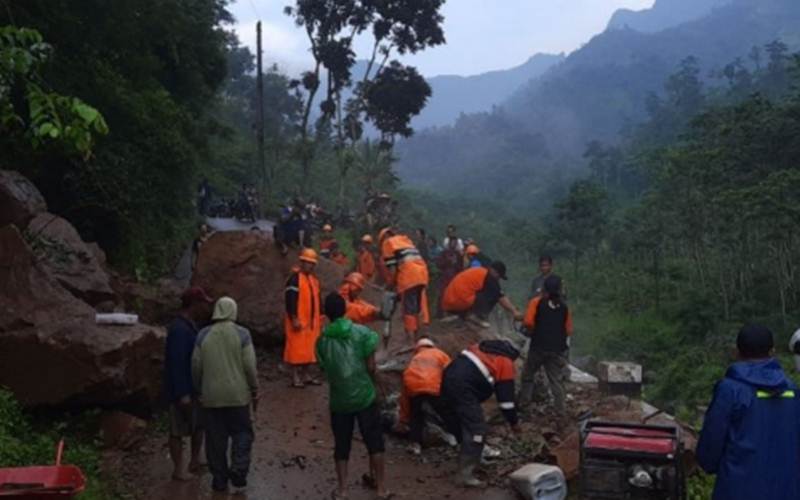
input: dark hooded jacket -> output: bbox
[697,359,800,500]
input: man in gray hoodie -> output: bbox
[192,296,259,493]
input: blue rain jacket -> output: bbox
[697,359,800,500]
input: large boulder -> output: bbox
[191,231,345,343]
[0,225,165,409]
[110,275,183,326]
[0,170,47,228]
[26,212,115,306]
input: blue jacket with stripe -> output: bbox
[697,359,800,500]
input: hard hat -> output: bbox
[378,227,393,242]
[466,244,480,255]
[344,272,367,290]
[361,234,374,244]
[299,248,318,264]
[790,329,800,371]
[322,224,333,232]
[415,338,435,350]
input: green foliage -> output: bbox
[0,389,112,499]
[0,26,108,158]
[2,1,232,278]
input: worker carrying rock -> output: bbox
[440,339,522,487]
[518,275,573,415]
[379,226,430,342]
[319,224,336,259]
[441,261,523,328]
[338,272,381,325]
[398,337,453,456]
[283,248,322,388]
[356,234,376,280]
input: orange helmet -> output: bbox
[466,244,480,256]
[361,234,374,244]
[344,272,367,290]
[378,227,394,242]
[322,224,333,232]
[299,248,318,264]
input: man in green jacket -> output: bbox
[192,297,259,493]
[316,293,390,499]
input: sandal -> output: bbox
[376,492,395,499]
[305,378,323,386]
[290,381,305,389]
[331,489,349,500]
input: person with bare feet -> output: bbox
[316,293,392,499]
[164,287,213,481]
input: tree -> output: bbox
[285,0,445,200]
[553,180,608,274]
[0,27,108,160]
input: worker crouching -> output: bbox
[338,272,381,325]
[379,227,430,343]
[283,248,322,388]
[441,261,523,328]
[398,338,453,455]
[440,340,522,487]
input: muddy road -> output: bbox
[111,316,522,500]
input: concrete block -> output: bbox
[597,361,642,383]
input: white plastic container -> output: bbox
[509,463,567,500]
[95,313,139,326]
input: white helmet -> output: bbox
[789,329,800,372]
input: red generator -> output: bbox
[579,421,685,499]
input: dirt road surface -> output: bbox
[112,313,522,500]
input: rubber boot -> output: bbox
[456,456,486,488]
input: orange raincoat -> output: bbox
[357,248,376,279]
[338,282,380,325]
[441,267,489,313]
[381,234,430,332]
[399,346,452,424]
[283,267,321,364]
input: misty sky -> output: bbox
[229,0,655,77]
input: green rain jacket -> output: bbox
[316,318,379,414]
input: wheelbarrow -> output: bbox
[0,441,86,499]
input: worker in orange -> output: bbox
[356,234,376,280]
[330,242,350,268]
[284,248,322,388]
[379,226,430,342]
[442,261,523,328]
[319,223,336,259]
[338,272,381,325]
[464,244,482,269]
[398,338,453,455]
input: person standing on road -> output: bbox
[284,248,323,388]
[379,226,430,343]
[164,287,214,481]
[192,297,259,494]
[356,234,377,281]
[316,293,391,500]
[435,237,463,318]
[518,275,573,415]
[529,255,566,299]
[697,324,800,500]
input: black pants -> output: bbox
[330,404,385,461]
[408,394,458,446]
[204,406,254,490]
[472,289,500,319]
[440,362,489,460]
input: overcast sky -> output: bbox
[229,0,655,77]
